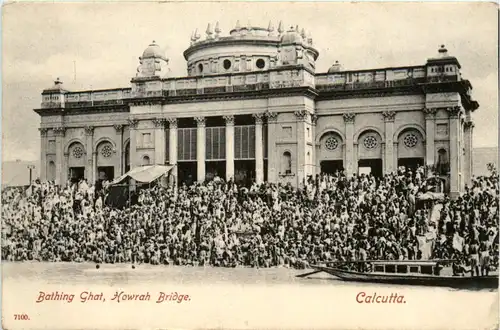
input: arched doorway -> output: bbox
[67,141,86,184]
[357,130,383,177]
[319,132,344,175]
[96,140,116,182]
[397,129,425,172]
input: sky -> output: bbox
[2,2,498,162]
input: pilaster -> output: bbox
[53,126,66,186]
[464,121,474,186]
[167,118,178,183]
[39,128,48,181]
[113,125,123,176]
[84,126,95,183]
[294,109,309,186]
[447,106,461,198]
[343,113,356,177]
[311,114,319,176]
[152,118,166,165]
[423,107,437,168]
[128,119,139,169]
[382,111,396,174]
[266,111,278,182]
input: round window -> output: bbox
[198,63,203,73]
[72,146,84,158]
[325,137,339,150]
[363,135,378,149]
[256,59,265,69]
[403,133,418,148]
[101,144,113,158]
[223,59,232,70]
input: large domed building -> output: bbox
[35,22,478,197]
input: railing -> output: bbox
[43,66,463,109]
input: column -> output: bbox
[113,124,123,176]
[167,118,178,184]
[53,127,66,186]
[266,111,278,182]
[294,110,309,187]
[92,152,97,181]
[39,128,48,181]
[224,115,235,181]
[84,126,94,183]
[343,113,356,177]
[423,107,437,171]
[128,119,139,169]
[153,118,166,165]
[253,113,264,184]
[311,114,318,176]
[195,117,206,182]
[382,111,396,174]
[464,121,474,186]
[447,106,461,198]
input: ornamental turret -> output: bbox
[135,41,170,78]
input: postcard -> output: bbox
[2,2,498,329]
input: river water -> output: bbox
[2,262,498,330]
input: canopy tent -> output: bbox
[110,165,174,185]
[105,165,174,209]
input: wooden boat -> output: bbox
[301,260,499,290]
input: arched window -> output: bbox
[142,155,150,166]
[282,151,292,174]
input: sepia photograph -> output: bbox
[1,1,498,329]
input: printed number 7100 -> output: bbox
[14,314,30,320]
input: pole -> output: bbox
[27,165,35,186]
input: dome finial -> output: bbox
[235,20,241,30]
[215,21,221,37]
[278,21,284,34]
[268,21,276,37]
[206,23,213,40]
[307,32,313,46]
[268,20,274,32]
[301,28,306,39]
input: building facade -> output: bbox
[35,22,479,196]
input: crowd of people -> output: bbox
[2,166,498,275]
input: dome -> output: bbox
[141,41,167,61]
[328,61,342,73]
[280,27,303,45]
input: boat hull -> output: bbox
[310,265,499,290]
